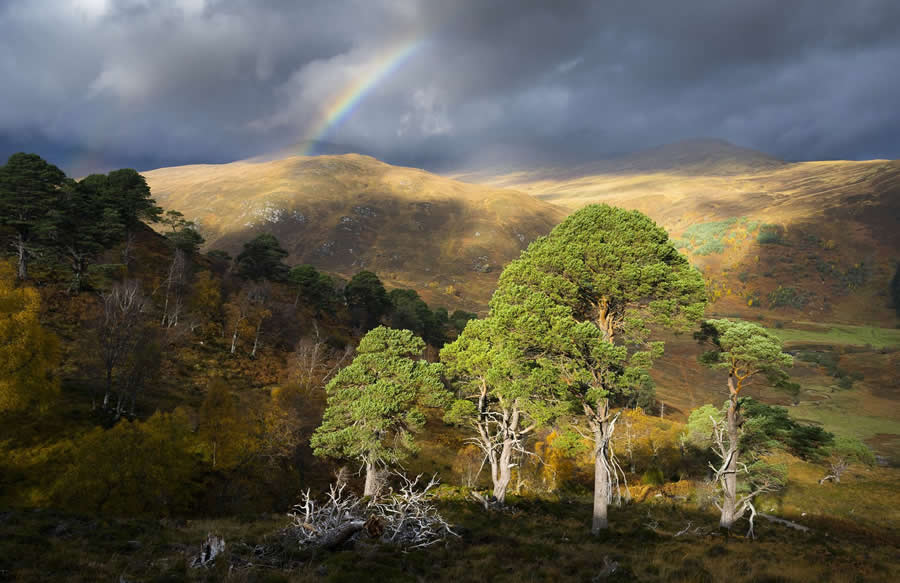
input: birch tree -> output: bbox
[97,280,149,410]
[0,261,59,411]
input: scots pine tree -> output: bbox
[695,318,793,530]
[311,326,448,496]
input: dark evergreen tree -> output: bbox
[104,169,161,228]
[0,153,68,280]
[345,270,391,331]
[449,309,477,333]
[52,175,126,292]
[288,264,336,312]
[388,288,446,346]
[235,233,289,281]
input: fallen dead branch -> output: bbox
[286,473,457,550]
[758,513,811,533]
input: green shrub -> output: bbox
[693,240,725,255]
[758,224,785,245]
[768,286,809,309]
[640,467,665,486]
[679,218,744,256]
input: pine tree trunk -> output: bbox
[15,235,27,280]
[720,400,739,530]
[493,438,514,504]
[363,461,378,497]
[592,426,610,534]
[69,253,85,293]
[121,230,134,269]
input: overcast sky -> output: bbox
[2,0,899,175]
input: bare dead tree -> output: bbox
[290,321,353,391]
[190,533,226,568]
[819,458,850,485]
[160,248,186,328]
[97,280,148,410]
[370,474,457,549]
[289,483,367,550]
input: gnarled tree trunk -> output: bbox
[363,461,378,497]
[15,234,27,280]
[589,399,618,534]
[720,377,740,530]
[592,437,610,533]
[493,438,514,503]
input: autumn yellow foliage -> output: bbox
[0,261,59,411]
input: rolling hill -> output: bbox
[452,139,900,461]
[454,139,900,326]
[143,143,900,460]
[143,153,566,311]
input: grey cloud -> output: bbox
[1,0,898,175]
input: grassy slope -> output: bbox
[454,141,900,465]
[143,154,566,313]
[455,141,900,326]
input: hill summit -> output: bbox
[143,153,566,310]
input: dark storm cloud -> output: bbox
[1,0,898,174]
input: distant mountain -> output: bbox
[453,138,788,185]
[143,153,566,311]
[452,139,900,326]
[588,138,788,175]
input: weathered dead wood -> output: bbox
[758,513,811,533]
[190,533,225,568]
[287,474,457,550]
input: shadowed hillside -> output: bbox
[144,154,566,311]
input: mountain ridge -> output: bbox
[143,153,566,311]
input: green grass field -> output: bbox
[770,322,900,350]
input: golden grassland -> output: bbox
[144,154,565,313]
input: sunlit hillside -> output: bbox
[453,140,900,462]
[144,154,566,312]
[454,139,900,325]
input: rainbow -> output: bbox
[301,39,423,155]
